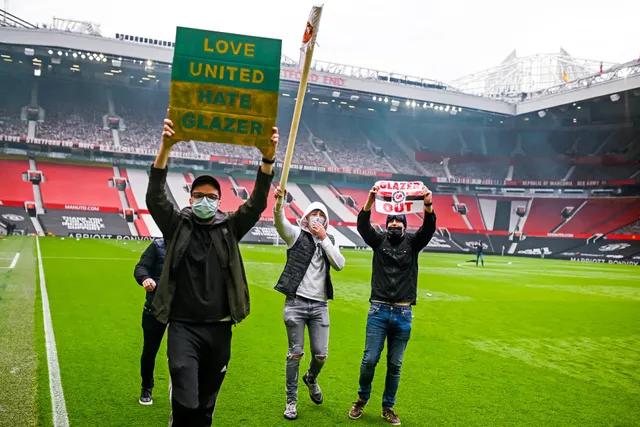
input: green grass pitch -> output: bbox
[0,235,638,426]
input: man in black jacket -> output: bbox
[147,114,278,427]
[349,184,436,426]
[133,239,167,406]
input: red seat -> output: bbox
[38,163,121,210]
[523,198,582,234]
[561,199,639,234]
[456,195,485,230]
[0,159,33,205]
[236,178,296,221]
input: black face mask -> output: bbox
[387,227,404,241]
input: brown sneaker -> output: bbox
[348,398,368,419]
[382,407,401,425]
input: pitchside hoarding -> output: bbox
[169,27,281,149]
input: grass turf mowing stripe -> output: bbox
[39,239,640,426]
[36,236,70,427]
[0,237,37,427]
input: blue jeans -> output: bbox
[476,253,484,266]
[358,302,412,409]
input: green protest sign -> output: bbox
[169,27,282,148]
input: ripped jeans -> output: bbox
[283,296,330,400]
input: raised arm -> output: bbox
[146,115,182,240]
[410,185,437,251]
[356,185,385,249]
[273,187,300,247]
[228,127,278,239]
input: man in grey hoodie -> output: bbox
[273,187,345,420]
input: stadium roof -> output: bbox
[0,20,639,118]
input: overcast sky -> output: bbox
[7,0,640,82]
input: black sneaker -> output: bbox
[139,388,153,405]
[302,372,323,404]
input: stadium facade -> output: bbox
[0,14,639,264]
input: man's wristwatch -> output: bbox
[424,202,433,207]
[262,157,276,165]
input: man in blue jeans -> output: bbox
[349,184,436,425]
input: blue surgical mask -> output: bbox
[192,197,219,219]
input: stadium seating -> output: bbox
[433,195,469,230]
[335,186,386,226]
[2,71,639,181]
[0,159,33,205]
[613,218,640,235]
[593,199,640,234]
[522,198,583,234]
[0,75,30,137]
[0,158,638,240]
[512,161,570,181]
[234,177,297,221]
[38,163,122,210]
[572,164,640,180]
[557,199,638,234]
[456,195,486,230]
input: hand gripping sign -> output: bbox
[374,181,425,214]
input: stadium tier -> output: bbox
[2,158,637,249]
[2,71,639,181]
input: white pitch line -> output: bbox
[9,252,20,269]
[0,252,20,269]
[36,236,70,427]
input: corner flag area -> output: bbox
[0,236,638,426]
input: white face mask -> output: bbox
[308,216,325,228]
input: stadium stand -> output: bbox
[572,164,640,180]
[557,198,634,234]
[512,160,570,181]
[614,218,640,235]
[455,195,486,230]
[38,162,122,210]
[2,69,638,182]
[433,195,469,230]
[233,177,297,221]
[0,75,30,137]
[522,198,583,234]
[0,158,33,205]
[37,79,111,144]
[557,198,639,234]
[450,161,509,180]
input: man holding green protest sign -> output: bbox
[144,25,282,427]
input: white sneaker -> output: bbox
[284,397,297,420]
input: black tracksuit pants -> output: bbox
[168,321,232,427]
[141,312,167,390]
